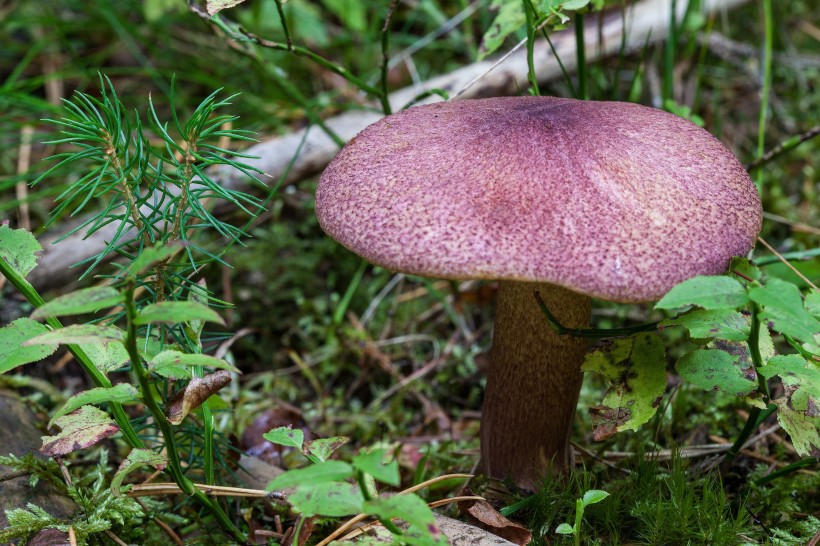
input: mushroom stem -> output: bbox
[481,281,591,489]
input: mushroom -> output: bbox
[315,96,761,489]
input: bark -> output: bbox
[28,0,750,290]
[480,282,591,490]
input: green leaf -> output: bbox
[78,341,130,374]
[749,279,820,342]
[364,493,437,529]
[286,481,364,517]
[304,437,349,463]
[804,289,820,320]
[263,426,304,450]
[129,241,185,276]
[660,309,749,341]
[205,0,245,16]
[581,333,667,440]
[771,398,819,458]
[352,449,400,486]
[40,405,119,457]
[655,276,748,310]
[730,257,762,281]
[760,355,819,414]
[0,318,57,373]
[582,489,610,506]
[268,460,354,490]
[148,350,240,379]
[0,225,42,279]
[676,346,757,397]
[24,324,125,346]
[31,287,123,319]
[135,301,225,326]
[49,384,140,428]
[478,0,526,60]
[556,523,575,534]
[111,448,167,495]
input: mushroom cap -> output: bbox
[316,97,761,302]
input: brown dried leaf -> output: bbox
[40,406,119,457]
[589,405,631,442]
[458,492,532,545]
[166,370,232,425]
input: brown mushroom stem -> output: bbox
[481,281,591,489]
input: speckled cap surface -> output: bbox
[316,97,761,302]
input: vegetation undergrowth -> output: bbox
[0,0,817,544]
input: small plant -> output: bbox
[555,489,609,545]
[263,426,448,546]
[0,75,264,543]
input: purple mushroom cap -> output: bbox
[316,96,761,302]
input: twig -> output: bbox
[762,211,820,236]
[127,482,285,499]
[745,125,820,171]
[16,125,33,231]
[757,237,819,290]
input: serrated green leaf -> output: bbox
[49,384,139,428]
[582,489,610,506]
[30,287,123,319]
[581,333,667,440]
[805,289,820,320]
[760,355,819,414]
[676,347,757,396]
[267,460,354,490]
[661,309,749,341]
[286,481,364,517]
[478,0,525,60]
[556,523,574,534]
[365,493,437,529]
[655,276,748,310]
[771,398,819,458]
[135,301,225,326]
[24,324,125,346]
[40,405,119,456]
[304,437,349,463]
[263,426,304,450]
[148,350,240,379]
[0,318,57,373]
[749,279,820,342]
[352,449,400,486]
[0,225,42,279]
[79,341,130,374]
[111,448,167,495]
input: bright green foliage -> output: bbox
[655,276,748,310]
[0,225,41,279]
[268,460,354,489]
[771,398,820,457]
[111,448,168,495]
[749,278,820,342]
[806,289,820,319]
[676,349,758,397]
[49,384,140,428]
[0,318,56,373]
[25,323,126,345]
[760,355,820,457]
[581,333,667,439]
[135,301,225,326]
[352,448,400,486]
[148,349,240,378]
[263,425,305,450]
[305,437,349,463]
[78,341,130,374]
[364,494,444,542]
[40,405,120,457]
[660,309,750,341]
[555,488,609,546]
[30,286,123,319]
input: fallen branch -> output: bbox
[30,0,750,289]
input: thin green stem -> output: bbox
[755,457,819,485]
[0,257,144,449]
[755,0,773,191]
[332,259,367,326]
[534,291,658,338]
[724,303,773,466]
[574,12,587,100]
[123,282,247,543]
[573,498,583,546]
[524,0,540,96]
[380,1,398,115]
